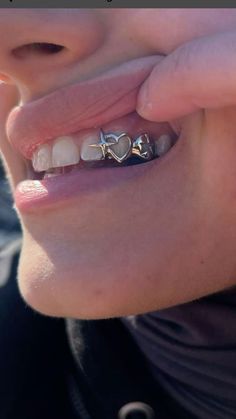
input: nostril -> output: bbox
[11,42,65,59]
[30,43,64,54]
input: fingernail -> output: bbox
[137,99,153,117]
[137,84,154,116]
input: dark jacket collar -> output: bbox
[66,318,192,419]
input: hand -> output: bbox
[137,30,236,122]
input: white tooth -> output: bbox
[52,136,80,168]
[32,144,52,172]
[43,172,58,179]
[154,134,172,157]
[80,133,103,161]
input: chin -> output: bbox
[17,206,236,321]
[17,225,166,320]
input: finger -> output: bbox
[137,31,236,121]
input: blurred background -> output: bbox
[0,158,21,233]
[0,157,21,287]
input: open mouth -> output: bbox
[7,56,180,211]
[27,114,178,181]
[15,114,179,212]
[28,128,177,180]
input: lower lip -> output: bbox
[14,160,156,213]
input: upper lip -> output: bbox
[6,55,162,160]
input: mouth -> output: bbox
[14,114,179,213]
[6,55,180,212]
[28,112,177,180]
[6,55,163,159]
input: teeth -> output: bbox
[31,130,174,174]
[106,133,132,163]
[52,136,80,168]
[32,144,52,172]
[154,134,172,157]
[80,133,103,161]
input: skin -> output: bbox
[1,9,236,319]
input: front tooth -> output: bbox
[32,144,52,172]
[52,136,80,168]
[154,134,172,157]
[106,133,132,163]
[80,133,103,161]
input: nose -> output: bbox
[0,10,105,98]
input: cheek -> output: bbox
[199,107,236,212]
[16,109,236,319]
[14,149,202,318]
[15,154,195,318]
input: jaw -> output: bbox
[15,108,236,318]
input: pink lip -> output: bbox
[7,55,162,160]
[15,159,158,213]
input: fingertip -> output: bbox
[136,99,154,120]
[136,80,156,120]
[137,90,168,122]
[137,76,166,122]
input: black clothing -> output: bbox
[66,317,192,419]
[0,239,76,419]
[122,288,236,419]
[1,233,236,418]
[0,235,191,419]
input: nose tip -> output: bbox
[0,10,105,91]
